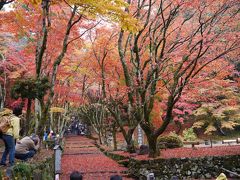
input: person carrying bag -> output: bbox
[0,107,21,167]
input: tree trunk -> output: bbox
[216,123,226,136]
[126,141,135,153]
[126,135,135,153]
[82,74,87,97]
[60,117,67,137]
[37,106,48,136]
[146,135,159,158]
[39,6,80,136]
[0,61,6,110]
[0,83,4,110]
[26,98,32,135]
[35,113,40,134]
[108,107,137,153]
[98,131,102,144]
[57,115,61,134]
[175,121,182,135]
[50,112,53,131]
[34,98,41,134]
[112,125,117,151]
[121,127,136,153]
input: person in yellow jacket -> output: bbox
[0,107,21,166]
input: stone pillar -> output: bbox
[137,125,144,146]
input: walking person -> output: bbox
[0,106,21,166]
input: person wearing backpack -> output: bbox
[0,106,21,166]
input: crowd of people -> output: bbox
[0,106,88,168]
[0,106,89,168]
[0,106,105,179]
[65,118,88,136]
[0,106,39,167]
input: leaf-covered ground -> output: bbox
[61,136,132,180]
[61,136,240,179]
[62,133,240,179]
[112,145,240,160]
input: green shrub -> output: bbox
[0,169,2,180]
[169,131,183,140]
[13,162,32,179]
[183,128,197,141]
[10,158,54,180]
[157,134,183,149]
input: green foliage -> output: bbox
[41,170,53,180]
[157,134,183,149]
[168,131,183,141]
[13,162,32,180]
[11,78,36,100]
[11,77,50,100]
[35,76,50,100]
[33,158,54,180]
[9,158,54,180]
[193,103,240,135]
[182,128,197,141]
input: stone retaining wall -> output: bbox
[0,157,54,179]
[128,155,240,179]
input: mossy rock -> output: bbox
[105,151,128,161]
[157,135,183,149]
